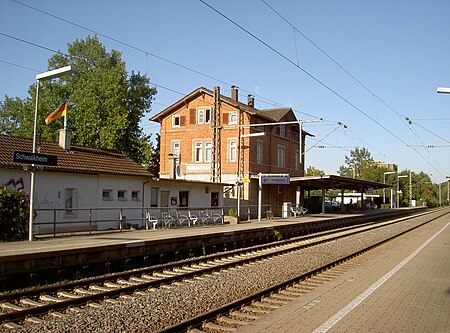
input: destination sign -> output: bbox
[260,174,290,185]
[13,151,58,166]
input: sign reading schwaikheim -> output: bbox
[13,151,58,166]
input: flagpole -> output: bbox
[64,100,67,129]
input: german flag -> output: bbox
[45,102,67,125]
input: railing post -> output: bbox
[247,206,251,221]
[89,209,92,235]
[119,208,123,231]
[53,210,56,237]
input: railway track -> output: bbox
[0,208,446,331]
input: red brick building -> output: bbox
[150,86,311,217]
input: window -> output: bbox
[132,190,140,201]
[276,124,286,137]
[102,189,113,201]
[229,140,237,162]
[204,141,212,162]
[295,150,300,170]
[118,189,127,200]
[197,108,211,124]
[256,140,263,164]
[150,187,158,207]
[197,109,204,124]
[179,191,189,207]
[277,145,285,168]
[65,188,75,215]
[229,112,237,124]
[172,115,180,127]
[194,142,203,162]
[172,140,180,157]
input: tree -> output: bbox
[0,36,157,166]
[305,166,325,177]
[0,187,29,241]
[338,147,380,181]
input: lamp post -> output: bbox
[383,171,395,205]
[437,87,450,94]
[396,175,407,208]
[29,65,77,241]
[409,170,418,207]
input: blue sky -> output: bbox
[1,0,449,183]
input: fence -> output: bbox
[34,205,272,237]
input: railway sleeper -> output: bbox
[229,310,259,321]
[20,298,45,307]
[1,302,25,311]
[49,311,67,318]
[240,305,270,315]
[39,294,66,303]
[58,291,82,299]
[269,293,298,301]
[202,321,236,333]
[74,287,98,295]
[3,322,23,329]
[252,301,280,310]
[25,316,44,324]
[89,284,113,292]
[279,289,305,297]
[216,315,250,327]
[260,296,288,306]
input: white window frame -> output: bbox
[197,109,204,124]
[194,141,203,162]
[256,140,263,164]
[229,139,237,162]
[172,140,180,157]
[229,112,238,124]
[204,141,212,162]
[277,145,285,168]
[172,115,181,127]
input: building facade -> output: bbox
[151,86,311,216]
[1,135,224,234]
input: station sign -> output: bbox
[260,174,290,185]
[13,151,58,166]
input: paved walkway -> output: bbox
[236,214,450,333]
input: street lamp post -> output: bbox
[409,170,418,207]
[396,175,407,208]
[383,171,395,205]
[29,65,77,241]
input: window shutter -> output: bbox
[189,109,196,124]
[222,113,228,124]
[180,115,185,126]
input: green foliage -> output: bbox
[305,166,325,176]
[0,187,29,241]
[228,208,237,217]
[0,35,158,166]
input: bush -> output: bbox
[0,187,29,241]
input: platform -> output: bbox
[0,208,424,291]
[235,210,450,333]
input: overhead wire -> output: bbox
[200,0,447,179]
[9,0,305,114]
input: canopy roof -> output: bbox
[290,175,390,191]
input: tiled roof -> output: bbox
[0,135,152,177]
[149,87,295,123]
[255,107,294,122]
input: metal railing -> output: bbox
[33,205,272,237]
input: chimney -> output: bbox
[231,85,238,102]
[247,94,255,108]
[59,128,71,150]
